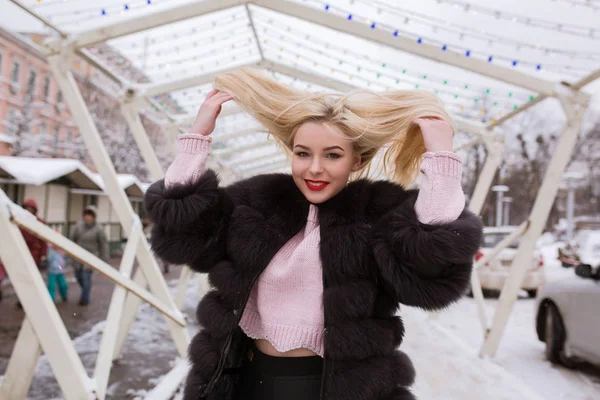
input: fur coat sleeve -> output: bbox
[370,183,484,311]
[143,170,235,272]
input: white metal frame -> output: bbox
[0,39,193,398]
[4,1,599,396]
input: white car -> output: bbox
[474,226,545,297]
[535,263,600,367]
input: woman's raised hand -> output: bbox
[413,117,454,153]
[190,89,234,136]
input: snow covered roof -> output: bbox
[90,173,148,197]
[0,156,101,189]
[0,133,17,145]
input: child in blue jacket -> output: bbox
[47,244,68,302]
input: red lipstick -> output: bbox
[305,179,329,192]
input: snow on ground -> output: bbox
[412,242,600,400]
[21,275,205,400]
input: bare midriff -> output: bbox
[254,339,318,357]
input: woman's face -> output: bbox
[292,121,360,204]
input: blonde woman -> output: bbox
[145,68,483,400]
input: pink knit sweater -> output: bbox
[165,134,465,357]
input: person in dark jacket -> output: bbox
[70,205,109,306]
[144,69,483,400]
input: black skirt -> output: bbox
[235,343,323,400]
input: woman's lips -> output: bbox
[305,179,330,192]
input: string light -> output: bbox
[255,16,532,102]
[308,0,596,73]
[434,0,598,37]
[263,35,521,113]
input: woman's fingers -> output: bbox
[205,88,219,100]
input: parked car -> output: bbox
[474,226,545,297]
[535,264,600,367]
[574,230,600,268]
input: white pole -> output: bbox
[503,197,513,226]
[0,318,42,400]
[566,179,575,243]
[481,92,589,357]
[492,185,509,227]
[0,192,93,399]
[47,48,190,359]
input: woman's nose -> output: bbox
[309,158,323,174]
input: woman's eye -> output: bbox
[295,152,309,157]
[326,153,341,159]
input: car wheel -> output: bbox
[544,303,565,364]
[526,289,538,298]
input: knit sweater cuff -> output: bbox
[164,133,212,188]
[414,151,465,224]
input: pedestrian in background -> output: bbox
[70,205,108,306]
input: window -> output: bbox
[25,68,37,98]
[53,123,61,144]
[10,60,20,95]
[7,109,19,136]
[39,121,47,136]
[43,74,51,101]
[0,51,3,75]
[56,90,63,105]
[66,128,72,142]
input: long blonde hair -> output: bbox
[214,68,454,186]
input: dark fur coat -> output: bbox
[144,170,483,400]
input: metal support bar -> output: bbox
[0,318,42,400]
[144,359,189,400]
[246,4,265,61]
[468,136,505,216]
[94,223,142,400]
[10,202,185,326]
[251,0,556,95]
[47,47,190,363]
[120,102,165,180]
[474,222,528,271]
[44,0,249,53]
[0,191,93,400]
[481,90,590,357]
[113,268,147,360]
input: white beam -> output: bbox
[0,318,42,400]
[139,62,261,98]
[48,50,190,358]
[11,204,185,326]
[44,0,248,53]
[481,91,590,357]
[94,224,141,400]
[251,0,556,96]
[144,359,189,400]
[121,102,165,180]
[0,192,92,399]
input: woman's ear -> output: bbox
[351,154,362,171]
